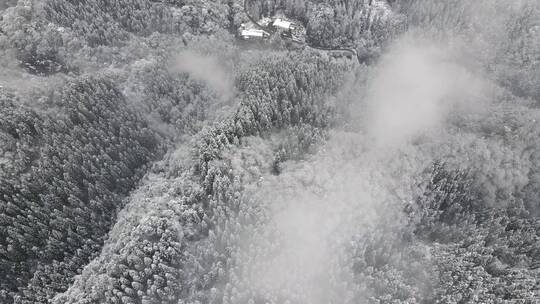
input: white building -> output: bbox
[240,28,269,40]
[273,18,295,30]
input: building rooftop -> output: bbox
[240,29,269,38]
[273,18,293,30]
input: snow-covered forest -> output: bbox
[0,0,539,303]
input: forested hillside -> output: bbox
[0,0,539,303]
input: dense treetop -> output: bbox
[0,0,538,303]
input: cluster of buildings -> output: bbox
[239,18,298,41]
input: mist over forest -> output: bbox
[0,0,539,303]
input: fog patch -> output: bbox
[169,50,235,101]
[217,30,501,303]
[220,132,427,303]
[365,35,490,148]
